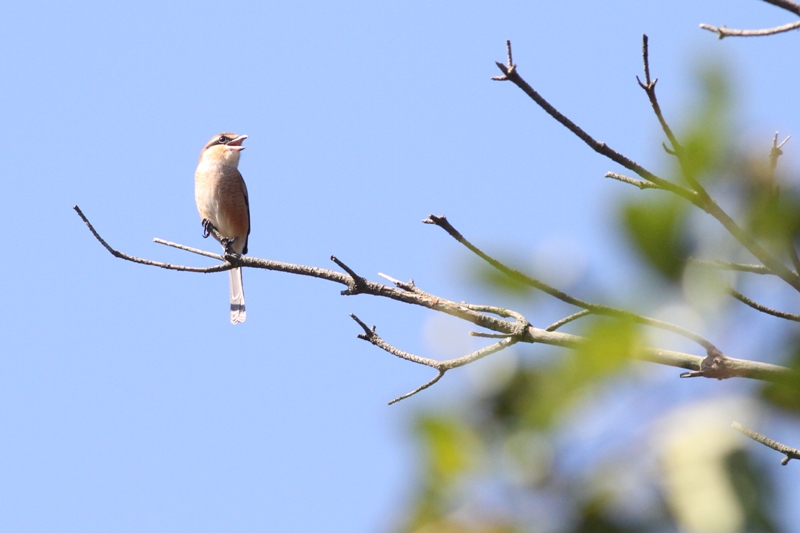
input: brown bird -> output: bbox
[194,133,251,324]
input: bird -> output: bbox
[194,132,251,324]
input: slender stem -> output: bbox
[546,310,592,332]
[732,422,800,465]
[637,34,681,154]
[728,287,800,322]
[699,20,800,39]
[689,258,773,275]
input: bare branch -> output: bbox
[76,205,795,402]
[700,20,800,39]
[462,303,527,325]
[727,286,800,322]
[351,314,519,403]
[546,310,592,332]
[492,41,698,204]
[331,255,367,295]
[732,422,800,465]
[351,314,443,369]
[470,332,515,339]
[153,238,228,261]
[492,41,800,294]
[75,205,235,274]
[378,272,422,293]
[388,371,445,405]
[701,0,800,38]
[763,0,800,16]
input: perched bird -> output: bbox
[194,133,251,324]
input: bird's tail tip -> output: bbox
[230,304,246,324]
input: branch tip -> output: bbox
[388,370,446,405]
[732,422,800,465]
[331,255,366,294]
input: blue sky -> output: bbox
[2,1,799,531]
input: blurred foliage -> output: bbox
[724,450,778,533]
[678,66,731,187]
[761,341,800,413]
[395,60,800,533]
[621,196,690,280]
[473,259,537,299]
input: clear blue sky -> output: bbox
[1,1,799,531]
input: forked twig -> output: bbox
[351,314,520,404]
[491,40,800,294]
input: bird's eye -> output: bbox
[218,136,227,144]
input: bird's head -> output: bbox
[199,133,248,166]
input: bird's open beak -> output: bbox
[227,134,248,151]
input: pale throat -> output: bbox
[198,147,241,173]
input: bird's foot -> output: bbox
[221,236,239,255]
[201,219,215,239]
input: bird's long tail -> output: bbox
[229,267,246,324]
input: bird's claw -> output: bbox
[201,219,214,239]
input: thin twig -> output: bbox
[154,238,225,260]
[727,286,800,322]
[546,310,592,332]
[605,172,661,190]
[732,422,800,465]
[470,332,514,338]
[700,0,800,38]
[636,34,681,154]
[351,314,443,368]
[75,205,235,274]
[463,303,527,324]
[491,42,699,205]
[689,258,774,275]
[699,20,800,39]
[763,0,800,17]
[351,313,519,403]
[378,272,422,293]
[389,371,446,405]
